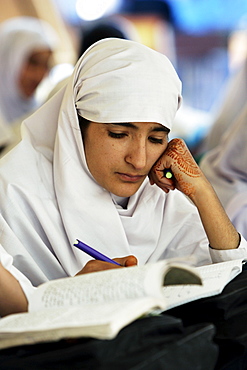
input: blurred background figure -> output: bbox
[45,18,133,99]
[199,28,247,155]
[200,102,247,239]
[192,17,247,159]
[0,16,58,126]
[78,19,129,56]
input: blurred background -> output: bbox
[1,0,247,152]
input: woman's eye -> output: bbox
[108,131,126,139]
[149,137,164,144]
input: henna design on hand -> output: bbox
[165,138,200,178]
[175,173,196,195]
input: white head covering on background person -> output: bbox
[1,38,235,298]
[200,101,247,214]
[0,16,58,124]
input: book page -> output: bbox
[162,259,244,311]
[29,262,164,312]
[29,260,202,313]
[0,297,162,349]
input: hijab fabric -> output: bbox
[74,37,182,128]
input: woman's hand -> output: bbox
[76,255,138,275]
[150,138,240,251]
[149,138,205,200]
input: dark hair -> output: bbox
[78,114,90,134]
[79,22,127,57]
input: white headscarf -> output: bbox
[0,38,215,287]
[0,16,58,124]
[74,37,182,128]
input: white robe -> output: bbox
[0,38,246,301]
[200,102,247,206]
[0,242,35,299]
[201,103,247,240]
[226,192,247,239]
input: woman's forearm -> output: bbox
[0,263,28,317]
[190,183,240,250]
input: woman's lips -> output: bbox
[117,172,145,182]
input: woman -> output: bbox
[0,38,246,301]
[200,102,247,239]
[0,16,57,125]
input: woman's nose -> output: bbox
[125,143,147,169]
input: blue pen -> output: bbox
[74,239,121,266]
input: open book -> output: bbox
[0,258,244,350]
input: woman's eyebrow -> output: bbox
[107,122,170,133]
[152,127,170,133]
[108,122,137,129]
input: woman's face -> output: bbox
[82,121,169,197]
[18,49,52,97]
